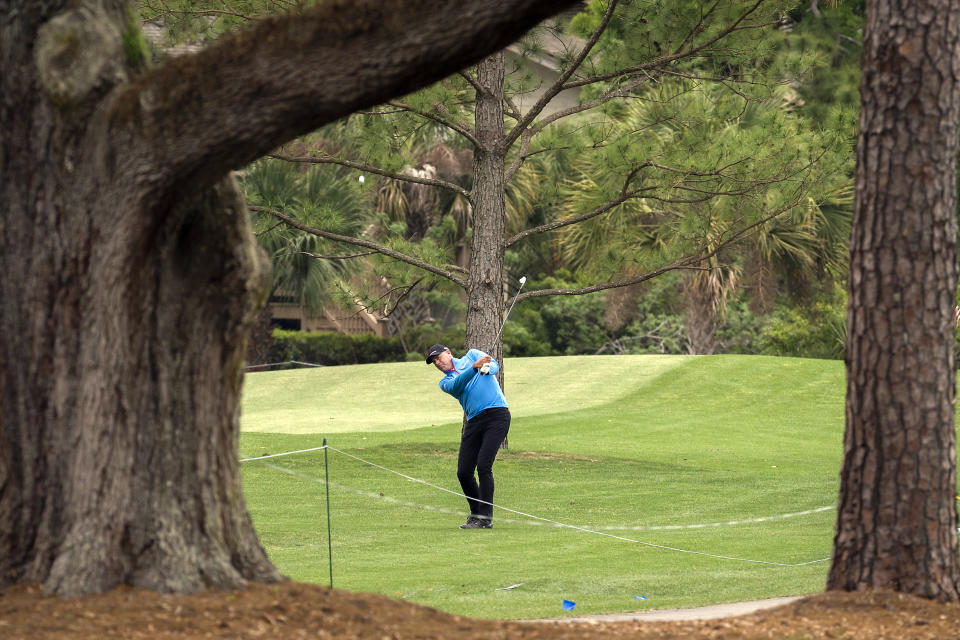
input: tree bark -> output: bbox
[0,0,575,597]
[465,53,508,364]
[463,53,510,446]
[828,0,960,601]
[683,276,718,355]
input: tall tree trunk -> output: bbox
[0,0,576,597]
[828,0,960,601]
[465,53,507,365]
[465,53,509,446]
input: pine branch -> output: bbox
[287,249,379,260]
[268,153,471,200]
[252,205,468,287]
[506,186,654,247]
[514,196,805,302]
[387,100,480,148]
[533,73,653,133]
[501,0,618,150]
[506,168,645,246]
[559,1,773,91]
[458,70,484,96]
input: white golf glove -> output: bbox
[479,363,491,375]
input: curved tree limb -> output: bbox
[513,195,806,303]
[268,152,471,200]
[386,100,480,148]
[253,206,468,287]
[110,0,578,197]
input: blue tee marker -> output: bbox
[562,599,576,611]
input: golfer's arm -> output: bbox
[441,367,478,395]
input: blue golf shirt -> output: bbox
[438,349,509,420]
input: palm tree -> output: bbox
[243,159,370,317]
[744,183,853,314]
[552,79,849,353]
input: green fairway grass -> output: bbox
[240,354,688,433]
[240,354,845,619]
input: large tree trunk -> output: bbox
[1,173,279,595]
[0,0,575,597]
[0,5,278,590]
[828,0,960,601]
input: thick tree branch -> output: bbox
[269,152,471,200]
[111,0,578,196]
[253,206,468,287]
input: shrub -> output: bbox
[754,293,847,360]
[268,330,406,365]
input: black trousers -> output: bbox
[457,407,511,519]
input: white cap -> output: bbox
[519,276,527,284]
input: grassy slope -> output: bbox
[240,354,845,619]
[240,355,688,433]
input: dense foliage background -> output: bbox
[213,0,952,366]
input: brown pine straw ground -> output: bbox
[3,581,960,639]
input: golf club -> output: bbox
[480,275,526,374]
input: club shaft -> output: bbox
[491,279,525,350]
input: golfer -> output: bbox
[426,344,510,529]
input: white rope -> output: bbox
[240,445,328,462]
[264,462,467,518]
[594,506,835,532]
[262,462,833,532]
[244,360,325,370]
[251,444,831,568]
